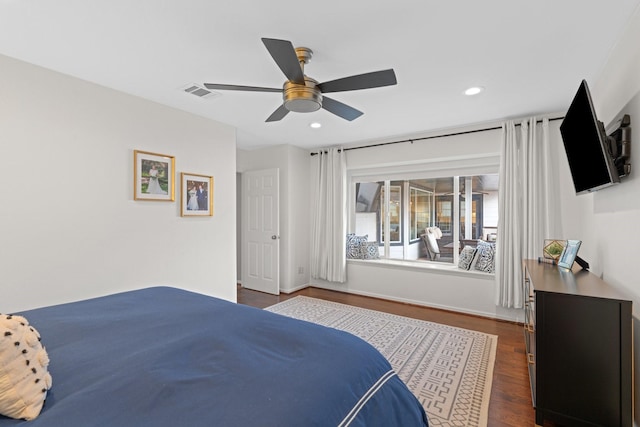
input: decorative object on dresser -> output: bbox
[522,259,632,427]
[556,239,581,270]
[542,239,566,261]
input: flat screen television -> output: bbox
[560,80,621,195]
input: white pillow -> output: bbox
[426,227,443,239]
[469,248,482,270]
[458,245,478,270]
[474,241,496,273]
[0,314,52,420]
[346,233,369,259]
[361,242,380,259]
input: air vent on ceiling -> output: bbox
[181,83,220,100]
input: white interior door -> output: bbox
[241,168,280,295]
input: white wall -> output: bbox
[287,146,312,291]
[237,144,310,293]
[582,6,640,303]
[0,54,237,312]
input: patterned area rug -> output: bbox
[265,296,497,427]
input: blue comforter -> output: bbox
[1,287,428,426]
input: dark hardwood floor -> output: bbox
[237,285,537,427]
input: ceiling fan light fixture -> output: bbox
[283,78,322,113]
[464,86,484,96]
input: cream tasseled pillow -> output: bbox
[0,314,52,420]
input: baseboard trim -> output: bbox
[266,282,520,324]
[280,284,310,294]
[306,284,520,324]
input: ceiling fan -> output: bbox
[204,38,397,122]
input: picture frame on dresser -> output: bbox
[133,150,175,201]
[557,239,581,269]
[181,172,213,217]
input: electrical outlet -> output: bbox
[298,267,304,274]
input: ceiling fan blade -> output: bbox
[266,104,290,122]
[318,69,397,93]
[261,38,305,84]
[203,83,282,93]
[321,96,363,121]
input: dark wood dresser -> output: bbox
[522,259,632,426]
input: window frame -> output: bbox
[347,153,500,268]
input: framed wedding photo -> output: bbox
[557,239,582,270]
[134,150,175,201]
[181,172,213,217]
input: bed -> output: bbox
[0,286,428,426]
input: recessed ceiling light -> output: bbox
[310,122,322,129]
[464,86,484,96]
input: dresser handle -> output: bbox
[527,353,535,364]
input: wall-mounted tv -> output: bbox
[559,80,631,195]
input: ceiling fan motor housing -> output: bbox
[283,77,322,113]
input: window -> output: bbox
[355,181,381,242]
[410,187,432,241]
[436,197,452,234]
[380,184,401,243]
[352,173,499,265]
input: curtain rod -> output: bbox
[309,116,564,156]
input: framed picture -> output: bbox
[134,150,175,201]
[557,239,582,270]
[181,172,213,217]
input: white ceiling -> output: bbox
[1,0,639,151]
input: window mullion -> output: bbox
[403,181,410,259]
[383,181,390,258]
[465,176,473,240]
[453,177,460,264]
